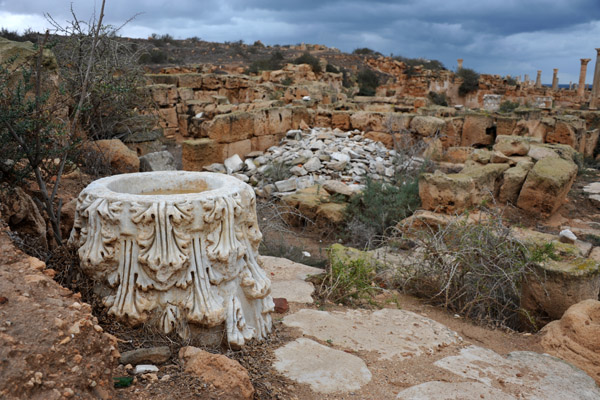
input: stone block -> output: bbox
[251,134,280,152]
[461,113,495,147]
[225,139,252,159]
[206,111,254,143]
[410,116,446,136]
[516,157,578,215]
[147,84,177,106]
[158,107,178,129]
[496,116,518,136]
[493,135,530,156]
[331,111,351,130]
[177,73,204,89]
[139,150,177,172]
[498,161,533,204]
[182,138,225,171]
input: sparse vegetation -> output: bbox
[356,68,379,96]
[499,100,520,113]
[353,47,381,56]
[428,91,449,106]
[325,64,339,73]
[396,211,554,330]
[293,52,321,73]
[457,67,480,96]
[247,51,285,74]
[395,56,445,71]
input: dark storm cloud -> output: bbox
[1,0,599,83]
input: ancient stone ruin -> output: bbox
[68,171,273,346]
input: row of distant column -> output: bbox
[457,49,600,108]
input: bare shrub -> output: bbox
[394,210,554,330]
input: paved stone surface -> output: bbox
[434,345,600,399]
[273,338,371,394]
[282,308,461,360]
[396,381,515,400]
[260,256,323,303]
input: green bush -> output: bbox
[353,47,381,56]
[457,67,480,96]
[293,52,321,73]
[345,176,420,246]
[356,68,379,96]
[325,64,339,73]
[247,51,284,74]
[138,49,168,64]
[428,91,448,106]
[499,100,520,113]
[395,56,445,71]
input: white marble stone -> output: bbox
[69,171,273,346]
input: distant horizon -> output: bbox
[1,0,599,85]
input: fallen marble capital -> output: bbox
[69,171,273,346]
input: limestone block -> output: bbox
[180,346,254,399]
[521,258,600,321]
[158,107,178,129]
[182,138,225,171]
[516,157,578,215]
[69,172,273,346]
[84,139,140,174]
[511,119,550,141]
[139,150,177,172]
[461,113,495,147]
[144,73,178,85]
[496,116,518,136]
[527,142,576,161]
[350,111,387,132]
[331,111,351,130]
[579,129,599,158]
[410,116,445,136]
[364,131,395,149]
[546,118,580,148]
[177,73,203,89]
[251,134,280,152]
[314,113,331,127]
[281,185,330,223]
[443,147,473,163]
[177,87,195,102]
[419,171,475,213]
[177,114,189,137]
[225,139,252,159]
[291,106,314,128]
[541,299,600,384]
[460,162,510,199]
[440,117,463,148]
[206,111,254,143]
[498,161,533,204]
[493,135,530,156]
[202,74,221,90]
[147,84,177,106]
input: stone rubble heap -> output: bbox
[204,127,424,198]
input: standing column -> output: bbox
[524,74,530,86]
[535,70,542,88]
[590,49,600,108]
[457,58,463,70]
[552,69,559,90]
[578,58,591,98]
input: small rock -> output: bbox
[559,229,577,244]
[134,365,159,375]
[290,166,308,176]
[304,157,322,172]
[224,154,244,174]
[275,178,297,192]
[139,151,177,172]
[120,347,171,366]
[273,298,289,313]
[203,163,226,173]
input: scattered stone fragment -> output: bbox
[224,154,244,174]
[139,150,176,172]
[179,346,254,400]
[273,298,289,313]
[133,364,159,375]
[559,229,577,244]
[120,346,171,365]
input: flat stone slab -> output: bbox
[273,338,371,394]
[396,381,515,400]
[260,256,323,303]
[282,308,461,360]
[584,182,600,195]
[434,345,600,399]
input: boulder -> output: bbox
[461,113,495,147]
[84,139,140,174]
[521,258,600,322]
[0,186,47,249]
[410,116,445,136]
[179,346,254,400]
[498,160,534,204]
[540,299,600,384]
[493,135,530,156]
[139,150,176,172]
[516,157,578,215]
[182,138,225,171]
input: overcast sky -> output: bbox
[2,0,599,84]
